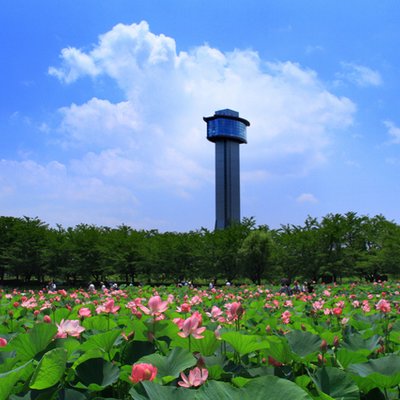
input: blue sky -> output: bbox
[1,1,400,231]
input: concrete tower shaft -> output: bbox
[203,109,250,229]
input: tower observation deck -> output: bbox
[203,109,250,229]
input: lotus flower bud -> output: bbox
[268,356,283,367]
[333,336,340,348]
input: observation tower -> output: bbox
[204,109,250,229]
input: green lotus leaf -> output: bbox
[82,315,116,331]
[335,348,369,368]
[139,346,196,378]
[79,329,121,353]
[197,375,313,400]
[30,347,67,390]
[172,329,220,356]
[285,330,321,358]
[56,388,87,400]
[10,323,58,361]
[342,333,380,354]
[196,380,243,399]
[121,340,157,365]
[54,307,72,323]
[312,367,360,400]
[221,331,269,356]
[265,335,292,364]
[348,354,400,388]
[0,360,33,399]
[53,337,81,362]
[129,380,196,400]
[75,357,120,389]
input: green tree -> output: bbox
[67,224,110,282]
[43,224,75,283]
[273,216,322,282]
[238,229,273,284]
[374,221,400,278]
[211,218,255,283]
[9,217,49,282]
[0,216,21,282]
[103,225,147,284]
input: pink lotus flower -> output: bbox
[129,363,158,384]
[21,297,37,309]
[177,312,206,339]
[214,325,222,340]
[283,300,293,308]
[173,317,185,329]
[178,367,208,388]
[56,319,85,338]
[332,307,343,316]
[78,307,92,318]
[362,300,371,312]
[206,305,223,321]
[105,298,120,313]
[139,295,169,317]
[43,315,52,323]
[312,300,324,311]
[281,310,291,324]
[190,295,202,305]
[335,301,345,309]
[376,299,391,313]
[225,302,244,321]
[0,337,7,347]
[177,303,191,313]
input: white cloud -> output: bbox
[58,98,140,148]
[384,120,400,144]
[49,21,355,180]
[13,20,357,229]
[49,47,100,83]
[296,193,318,203]
[337,62,383,87]
[70,149,143,181]
[0,158,141,227]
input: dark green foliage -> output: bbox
[0,212,399,285]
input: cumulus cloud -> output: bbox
[48,21,355,181]
[4,20,356,229]
[0,158,140,227]
[49,47,100,83]
[296,193,318,203]
[384,120,400,144]
[58,98,140,148]
[337,62,383,87]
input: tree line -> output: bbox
[0,212,399,287]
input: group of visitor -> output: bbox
[87,281,119,292]
[46,281,56,291]
[279,279,314,295]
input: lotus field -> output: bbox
[0,281,399,399]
